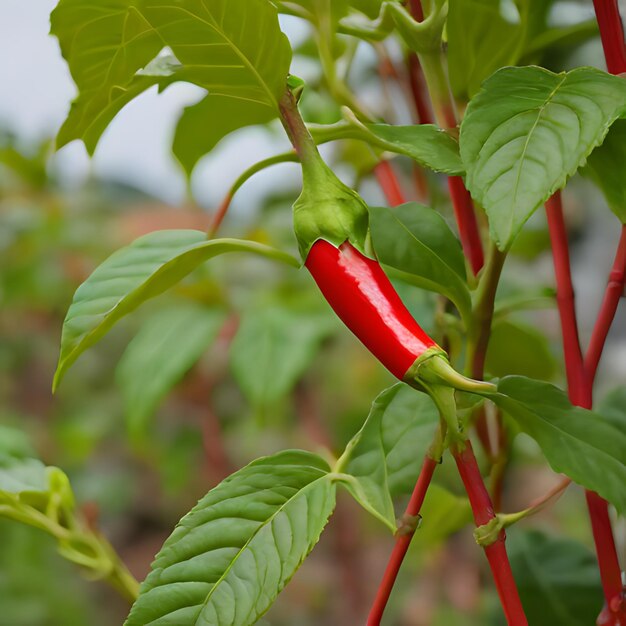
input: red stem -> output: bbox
[586,491,625,615]
[545,193,625,618]
[545,193,586,402]
[374,161,408,207]
[407,54,434,125]
[448,177,485,275]
[593,0,626,74]
[453,442,528,626]
[585,225,626,381]
[367,456,438,626]
[208,192,232,238]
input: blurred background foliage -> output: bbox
[0,0,625,624]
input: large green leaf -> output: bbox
[491,376,626,515]
[369,203,471,322]
[125,450,336,626]
[583,119,626,223]
[229,307,332,407]
[50,0,166,151]
[116,304,227,437]
[492,530,602,626]
[485,319,556,380]
[54,231,298,390]
[338,384,439,530]
[460,66,626,250]
[51,0,292,156]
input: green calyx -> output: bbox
[417,355,497,395]
[293,162,370,259]
[278,87,370,260]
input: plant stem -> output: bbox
[468,243,507,380]
[584,225,626,381]
[453,441,528,626]
[593,0,626,74]
[208,152,299,238]
[464,242,507,461]
[404,0,484,273]
[585,8,626,614]
[407,53,434,125]
[545,193,587,400]
[545,192,625,618]
[102,537,141,603]
[367,455,439,625]
[447,177,485,276]
[374,161,407,206]
[278,90,323,171]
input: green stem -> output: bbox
[418,49,458,129]
[208,152,299,238]
[466,243,507,379]
[278,89,327,183]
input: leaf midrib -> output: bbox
[507,73,567,237]
[138,0,278,106]
[194,470,332,623]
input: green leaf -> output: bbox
[364,124,464,175]
[369,203,471,322]
[596,387,626,436]
[460,66,626,249]
[485,319,556,380]
[582,119,626,223]
[50,1,165,151]
[173,96,277,176]
[310,122,464,175]
[448,0,522,100]
[54,231,298,390]
[491,376,626,515]
[230,307,332,407]
[116,304,227,437]
[338,384,439,530]
[51,0,292,156]
[494,530,602,626]
[125,450,336,626]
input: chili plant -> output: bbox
[2,0,626,624]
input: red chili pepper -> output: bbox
[305,238,443,381]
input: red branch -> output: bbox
[453,442,528,626]
[585,225,626,381]
[448,177,485,276]
[545,193,625,619]
[545,5,626,620]
[374,161,408,207]
[407,54,433,125]
[545,194,586,401]
[367,456,438,625]
[593,0,626,74]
